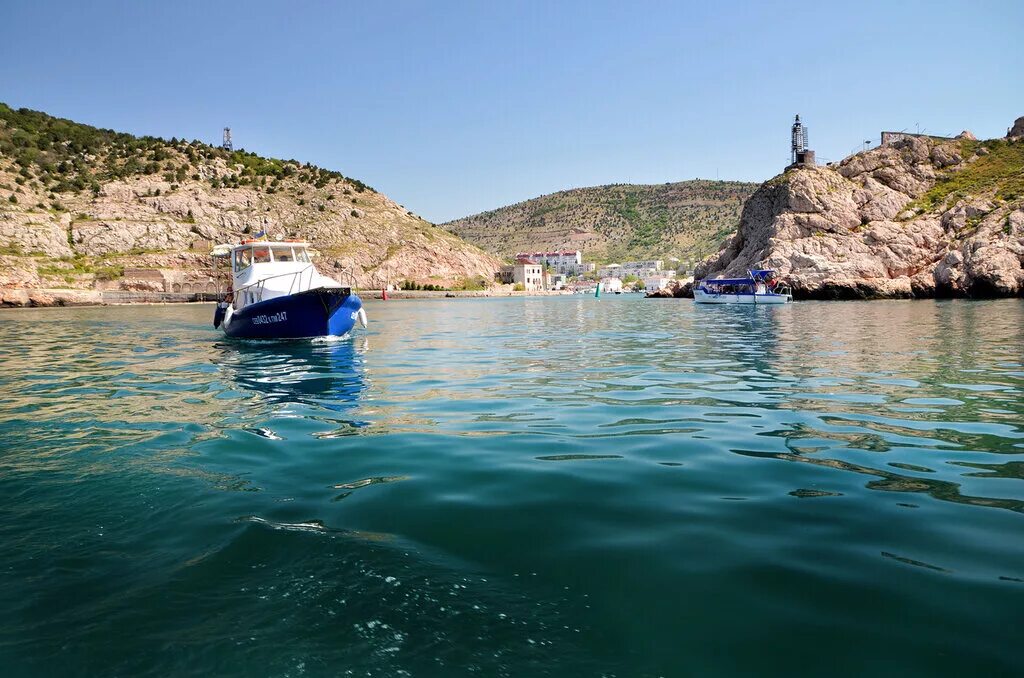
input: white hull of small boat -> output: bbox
[693,289,792,305]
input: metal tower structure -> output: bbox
[222,127,233,152]
[791,115,808,164]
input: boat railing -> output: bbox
[334,265,356,288]
[286,265,317,296]
[233,265,317,309]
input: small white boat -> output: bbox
[694,269,792,305]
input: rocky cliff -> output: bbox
[0,104,502,297]
[696,117,1024,299]
[442,180,757,263]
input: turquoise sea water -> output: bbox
[1,297,1022,677]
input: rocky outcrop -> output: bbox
[0,104,502,294]
[0,288,104,307]
[645,279,693,298]
[0,166,502,291]
[1008,117,1024,139]
[696,123,1024,299]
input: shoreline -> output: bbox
[0,287,575,308]
[4,287,1020,309]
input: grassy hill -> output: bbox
[0,105,373,196]
[0,103,501,292]
[441,180,759,264]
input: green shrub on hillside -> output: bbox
[458,275,488,291]
[36,255,124,281]
[912,139,1024,210]
[0,101,376,197]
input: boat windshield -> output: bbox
[233,247,252,271]
[233,244,311,270]
[269,245,310,263]
[271,246,294,262]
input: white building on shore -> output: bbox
[575,262,597,275]
[644,276,676,294]
[597,260,665,279]
[514,250,583,275]
[622,260,663,274]
[497,258,545,290]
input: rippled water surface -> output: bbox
[1,297,1023,676]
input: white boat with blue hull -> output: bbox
[212,240,367,339]
[694,269,793,305]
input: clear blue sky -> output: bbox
[1,0,1021,222]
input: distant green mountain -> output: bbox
[441,180,759,263]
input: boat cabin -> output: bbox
[693,268,792,304]
[699,278,768,295]
[698,269,777,295]
[222,240,338,310]
[231,242,312,271]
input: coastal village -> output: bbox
[497,250,684,295]
[472,111,1024,301]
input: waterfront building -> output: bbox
[644,276,676,293]
[498,258,545,290]
[577,262,596,275]
[600,277,623,293]
[597,261,664,279]
[621,260,664,274]
[514,250,582,275]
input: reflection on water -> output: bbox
[213,337,370,439]
[0,299,1022,676]
[215,337,366,406]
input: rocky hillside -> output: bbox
[442,180,757,263]
[0,104,502,295]
[696,117,1024,298]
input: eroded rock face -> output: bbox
[1009,117,1024,139]
[644,279,692,298]
[696,131,1024,299]
[0,211,74,258]
[0,156,502,291]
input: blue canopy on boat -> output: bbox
[700,269,779,286]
